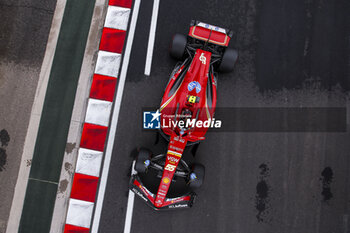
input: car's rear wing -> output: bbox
[188,20,233,47]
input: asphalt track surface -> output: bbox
[98,0,350,233]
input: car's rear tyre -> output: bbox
[170,34,187,60]
[218,48,238,73]
[135,148,151,174]
[188,163,205,189]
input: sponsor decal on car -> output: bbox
[164,164,177,171]
[169,145,183,152]
[156,199,162,205]
[140,184,154,197]
[197,22,226,34]
[167,156,179,164]
[163,177,170,184]
[132,188,149,202]
[187,81,201,93]
[173,136,186,143]
[167,150,182,157]
[166,196,187,202]
[168,203,188,208]
[199,53,206,65]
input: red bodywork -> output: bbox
[152,49,217,207]
[130,22,231,210]
[160,49,217,142]
[154,135,187,207]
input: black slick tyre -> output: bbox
[188,163,205,189]
[135,148,151,174]
[218,48,238,73]
[170,34,187,60]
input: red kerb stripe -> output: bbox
[108,0,132,8]
[90,74,117,102]
[70,173,99,202]
[80,123,108,151]
[100,28,126,54]
[64,224,89,233]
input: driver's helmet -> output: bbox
[179,108,192,131]
[181,109,192,121]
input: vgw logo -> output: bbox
[143,110,161,129]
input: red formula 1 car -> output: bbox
[130,21,238,210]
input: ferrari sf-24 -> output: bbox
[129,21,238,210]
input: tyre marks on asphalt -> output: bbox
[0,129,10,171]
[0,149,6,171]
[320,166,333,202]
[253,164,336,224]
[255,163,271,223]
[0,129,10,147]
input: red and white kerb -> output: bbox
[64,0,132,232]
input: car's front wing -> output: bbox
[129,175,196,210]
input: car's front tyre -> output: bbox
[134,148,151,174]
[188,163,205,189]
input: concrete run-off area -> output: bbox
[0,0,57,232]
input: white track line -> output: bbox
[123,161,137,233]
[144,0,160,76]
[90,0,141,232]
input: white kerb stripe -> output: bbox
[66,198,94,228]
[75,148,103,177]
[95,51,121,78]
[144,0,160,76]
[104,6,130,31]
[85,98,112,126]
[123,161,137,233]
[90,0,141,232]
